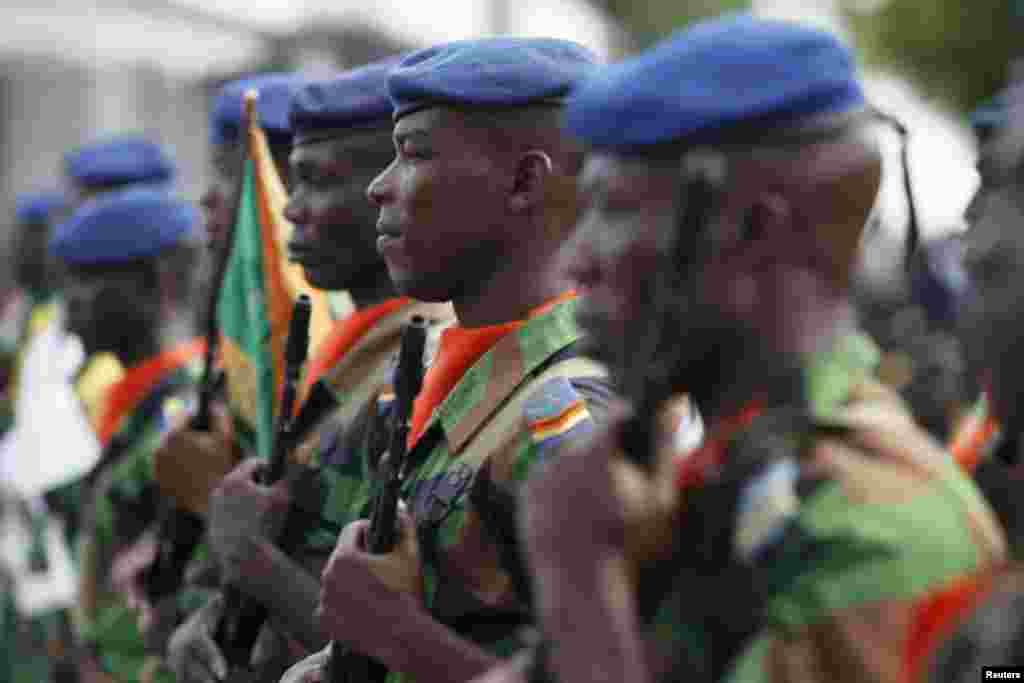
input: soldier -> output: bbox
[162,60,453,683]
[275,37,618,683]
[59,134,182,436]
[147,71,311,519]
[479,14,1007,683]
[0,191,100,683]
[918,79,1024,683]
[0,190,68,434]
[64,134,176,206]
[942,91,1024,558]
[48,188,205,683]
[200,73,301,249]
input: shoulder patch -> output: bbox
[523,376,594,457]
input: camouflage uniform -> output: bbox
[188,299,454,678]
[287,296,614,683]
[75,348,202,683]
[0,293,126,683]
[0,491,69,683]
[652,332,1006,683]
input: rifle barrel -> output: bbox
[326,316,428,683]
[214,294,313,670]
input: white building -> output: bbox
[0,0,617,289]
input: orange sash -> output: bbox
[95,338,206,446]
[903,569,999,683]
[948,395,1000,473]
[407,290,576,448]
[299,297,410,398]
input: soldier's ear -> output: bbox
[743,193,791,245]
[709,193,790,264]
[508,150,554,214]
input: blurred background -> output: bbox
[0,0,1012,294]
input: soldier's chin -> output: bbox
[386,266,451,304]
[301,264,346,292]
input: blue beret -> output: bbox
[211,72,306,146]
[65,135,176,188]
[389,37,598,120]
[50,188,198,265]
[565,13,866,151]
[290,57,404,137]
[15,191,67,224]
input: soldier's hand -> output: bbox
[110,529,158,624]
[167,594,229,683]
[154,404,239,518]
[316,510,423,662]
[208,458,290,584]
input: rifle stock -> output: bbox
[325,315,428,683]
[213,294,313,673]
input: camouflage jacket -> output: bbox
[292,296,615,683]
[75,343,202,683]
[207,299,455,679]
[653,333,1007,683]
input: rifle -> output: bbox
[324,315,429,683]
[212,293,313,674]
[526,152,726,683]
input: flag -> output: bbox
[217,91,332,458]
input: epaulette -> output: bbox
[523,376,594,460]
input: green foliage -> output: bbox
[843,0,1016,113]
[599,0,749,51]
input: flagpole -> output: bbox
[193,89,257,430]
[141,89,260,610]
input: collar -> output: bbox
[430,295,582,455]
[95,337,205,445]
[301,297,411,398]
[675,330,879,489]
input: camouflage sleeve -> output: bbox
[519,375,612,466]
[416,375,612,663]
[299,395,385,556]
[78,396,188,683]
[716,423,1006,683]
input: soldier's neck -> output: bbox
[453,250,571,328]
[681,318,804,433]
[347,267,398,311]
